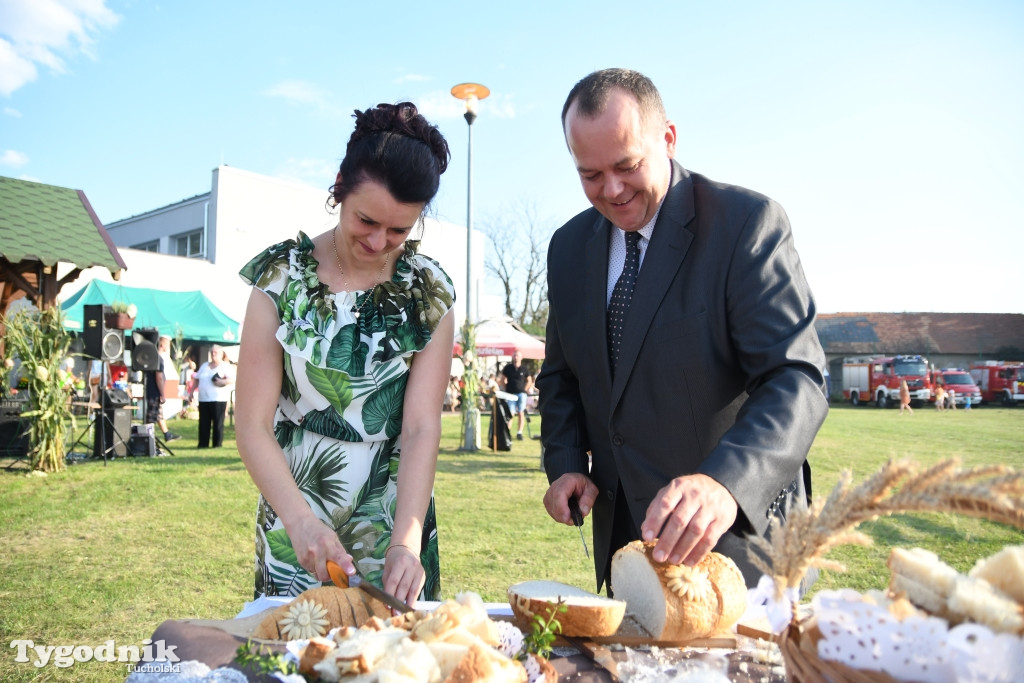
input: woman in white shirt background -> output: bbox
[190,345,235,448]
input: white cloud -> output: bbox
[263,80,345,117]
[4,106,23,118]
[0,0,120,96]
[416,89,517,121]
[395,73,431,84]
[1,150,30,167]
[274,157,338,189]
[0,38,38,95]
[264,80,327,106]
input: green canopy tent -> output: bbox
[60,280,239,344]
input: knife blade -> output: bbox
[325,560,413,614]
[568,496,590,558]
[562,635,621,681]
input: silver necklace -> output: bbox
[332,228,389,319]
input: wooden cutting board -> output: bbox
[573,614,739,649]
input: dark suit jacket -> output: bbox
[537,160,829,591]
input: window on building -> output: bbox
[133,240,159,252]
[174,229,205,258]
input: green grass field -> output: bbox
[1,404,1021,681]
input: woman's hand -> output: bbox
[286,513,355,583]
[381,545,424,606]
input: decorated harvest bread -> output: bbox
[251,586,392,640]
[507,580,626,637]
[610,541,747,641]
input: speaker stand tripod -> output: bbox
[68,364,131,466]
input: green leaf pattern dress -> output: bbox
[238,232,455,600]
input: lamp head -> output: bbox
[451,83,489,126]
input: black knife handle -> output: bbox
[568,496,584,527]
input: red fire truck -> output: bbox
[842,355,934,407]
[933,368,983,407]
[969,361,1024,406]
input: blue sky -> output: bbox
[3,0,1022,314]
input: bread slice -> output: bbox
[888,545,1024,634]
[610,541,746,641]
[507,580,626,637]
[297,636,335,676]
[446,642,527,683]
[970,545,1024,604]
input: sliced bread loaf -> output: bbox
[507,580,626,637]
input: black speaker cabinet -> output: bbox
[83,304,125,362]
[129,432,154,458]
[0,418,30,458]
[94,402,131,458]
[131,327,160,372]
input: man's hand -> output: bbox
[641,474,737,566]
[543,473,599,525]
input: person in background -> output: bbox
[177,357,197,418]
[899,379,914,415]
[144,345,181,443]
[235,102,455,605]
[934,384,947,411]
[158,336,178,394]
[501,351,531,441]
[538,68,828,593]
[191,345,234,448]
[152,336,182,441]
[87,359,103,405]
[180,357,196,396]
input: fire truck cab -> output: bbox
[932,368,982,407]
[969,361,1024,406]
[842,355,933,408]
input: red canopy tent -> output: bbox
[455,318,545,359]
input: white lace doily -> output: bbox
[812,589,1024,683]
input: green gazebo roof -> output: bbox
[0,176,125,274]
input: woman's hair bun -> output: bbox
[350,102,449,175]
[331,101,451,207]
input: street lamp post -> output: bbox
[451,82,489,452]
[450,82,489,325]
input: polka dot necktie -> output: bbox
[607,231,641,373]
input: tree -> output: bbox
[480,200,555,332]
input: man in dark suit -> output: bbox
[537,68,828,593]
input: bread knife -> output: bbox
[568,496,590,558]
[562,635,621,681]
[326,560,413,614]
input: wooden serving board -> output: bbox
[574,614,739,649]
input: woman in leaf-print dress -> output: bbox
[235,102,455,605]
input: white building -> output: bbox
[85,165,491,331]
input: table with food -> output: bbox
[134,459,1024,682]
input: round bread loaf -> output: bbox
[610,541,747,641]
[507,580,626,637]
[252,586,393,640]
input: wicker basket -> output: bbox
[750,458,1024,683]
[778,622,903,683]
